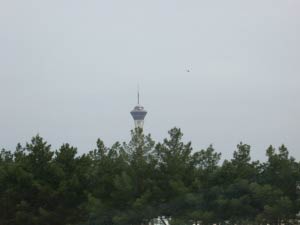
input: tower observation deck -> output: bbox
[130,90,147,129]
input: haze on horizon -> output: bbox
[0,0,299,161]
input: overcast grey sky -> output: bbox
[0,0,299,161]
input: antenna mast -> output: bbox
[137,85,140,105]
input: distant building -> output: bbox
[130,90,147,129]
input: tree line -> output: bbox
[0,128,299,225]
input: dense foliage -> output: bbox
[0,128,299,225]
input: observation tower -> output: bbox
[130,90,147,129]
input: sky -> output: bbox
[0,0,299,161]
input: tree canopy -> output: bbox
[0,128,299,225]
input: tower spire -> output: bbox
[137,85,140,105]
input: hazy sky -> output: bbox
[0,0,299,161]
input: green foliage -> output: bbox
[0,128,299,225]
